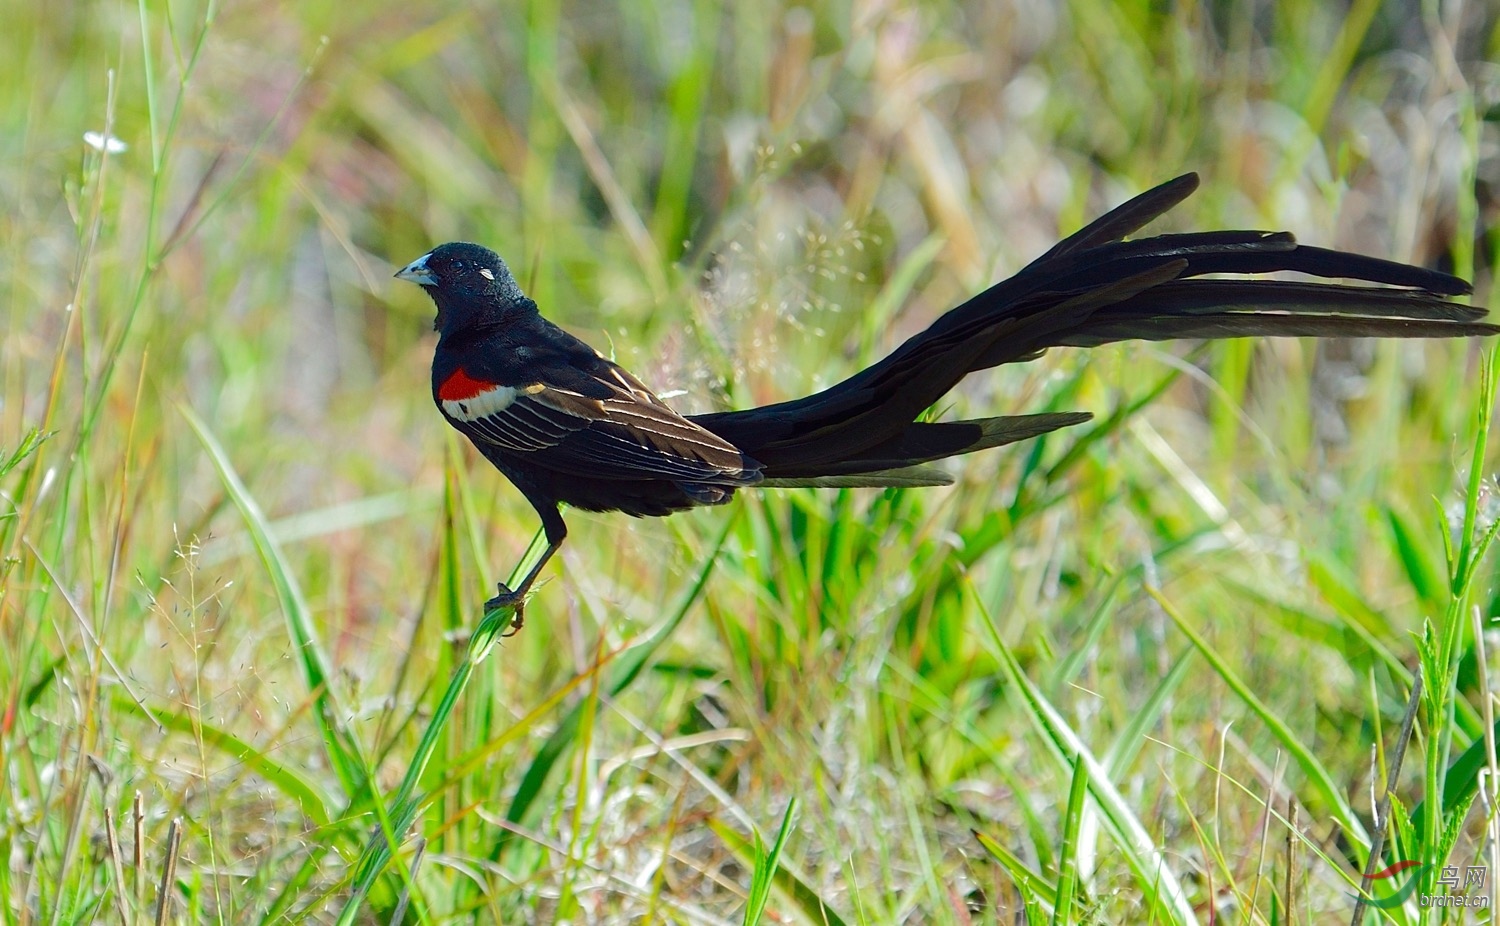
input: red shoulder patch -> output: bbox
[437,368,497,401]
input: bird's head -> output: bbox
[395,242,531,333]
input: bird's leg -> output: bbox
[485,500,567,636]
[485,540,560,635]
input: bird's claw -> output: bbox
[485,583,526,637]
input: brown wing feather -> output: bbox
[450,366,761,484]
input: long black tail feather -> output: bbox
[691,172,1495,480]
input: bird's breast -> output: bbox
[437,367,519,421]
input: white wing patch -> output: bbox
[442,384,519,422]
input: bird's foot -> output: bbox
[484,583,527,637]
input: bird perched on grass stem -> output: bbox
[396,173,1495,633]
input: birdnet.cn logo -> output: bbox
[1352,861,1490,909]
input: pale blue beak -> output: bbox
[394,253,438,286]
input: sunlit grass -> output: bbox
[3,0,1499,922]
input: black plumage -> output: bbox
[396,173,1494,628]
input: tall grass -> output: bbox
[2,0,1498,921]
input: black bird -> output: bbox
[396,173,1494,630]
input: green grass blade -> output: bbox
[0,428,46,480]
[742,797,798,926]
[110,692,334,826]
[973,830,1059,910]
[1409,717,1500,837]
[979,590,1196,923]
[712,806,848,926]
[1152,587,1370,850]
[336,598,522,924]
[181,406,364,795]
[1105,650,1193,777]
[1384,505,1447,608]
[1051,753,1090,926]
[495,513,737,858]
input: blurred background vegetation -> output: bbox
[4,0,1500,921]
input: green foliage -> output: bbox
[3,0,1499,922]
